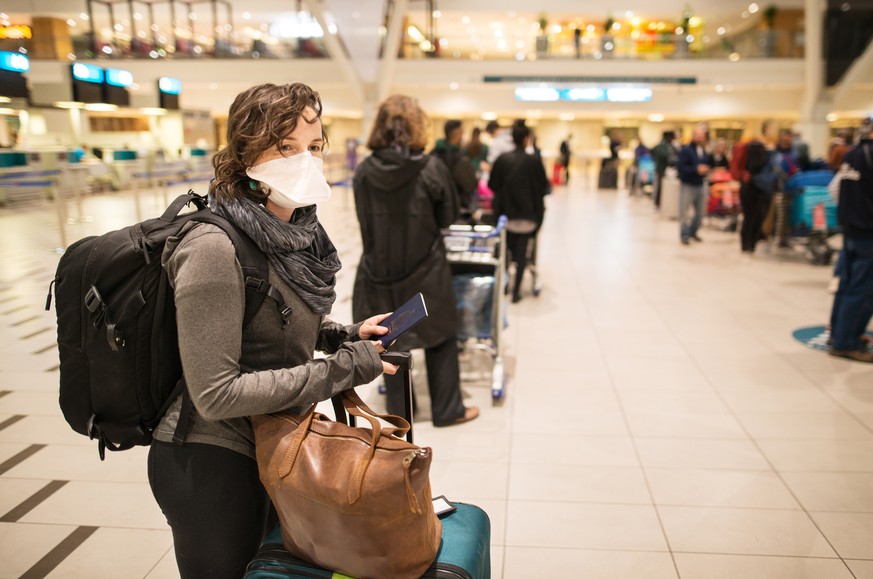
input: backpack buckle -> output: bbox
[84,286,103,313]
[279,306,293,326]
[244,276,266,292]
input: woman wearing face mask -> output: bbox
[147,83,397,579]
[353,95,479,427]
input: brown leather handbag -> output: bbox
[252,390,441,579]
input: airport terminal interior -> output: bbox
[1,0,872,577]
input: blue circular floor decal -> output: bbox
[793,325,873,352]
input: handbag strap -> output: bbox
[276,390,414,505]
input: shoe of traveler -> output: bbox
[681,238,690,245]
[434,406,480,427]
[829,348,873,363]
[691,234,703,242]
[511,293,522,303]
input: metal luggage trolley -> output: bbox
[442,216,509,402]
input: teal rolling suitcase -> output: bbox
[245,503,490,579]
[245,353,491,579]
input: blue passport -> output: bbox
[379,293,428,349]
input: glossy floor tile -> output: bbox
[1,181,872,577]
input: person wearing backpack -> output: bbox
[147,83,398,579]
[828,118,873,363]
[737,120,780,253]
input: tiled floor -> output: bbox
[1,178,871,578]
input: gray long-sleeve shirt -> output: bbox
[152,223,383,459]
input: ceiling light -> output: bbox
[54,101,85,109]
[715,84,725,92]
[481,112,498,121]
[826,113,837,122]
[748,3,760,14]
[79,12,89,20]
[648,114,665,122]
[515,87,561,102]
[67,19,77,26]
[243,12,251,20]
[84,103,119,112]
[432,10,441,18]
[559,113,575,121]
[462,16,470,25]
[449,82,459,90]
[407,25,425,43]
[729,52,741,61]
[140,107,168,116]
[717,26,726,35]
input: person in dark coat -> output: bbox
[488,123,549,303]
[352,94,479,426]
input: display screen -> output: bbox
[105,68,133,87]
[0,51,29,73]
[103,83,130,106]
[158,77,182,95]
[71,63,103,83]
[0,70,28,98]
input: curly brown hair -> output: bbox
[366,94,429,151]
[211,83,326,204]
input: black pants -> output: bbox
[739,182,771,252]
[654,171,664,207]
[384,338,465,426]
[148,440,276,579]
[507,231,533,299]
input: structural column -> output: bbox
[798,0,829,158]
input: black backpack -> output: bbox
[46,191,290,460]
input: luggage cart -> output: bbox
[442,216,508,402]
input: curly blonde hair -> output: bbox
[211,83,326,204]
[366,94,429,151]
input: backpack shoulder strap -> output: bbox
[189,210,292,328]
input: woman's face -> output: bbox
[251,107,324,167]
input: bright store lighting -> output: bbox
[54,101,85,109]
[79,12,89,20]
[559,113,575,121]
[449,82,459,90]
[407,25,425,42]
[749,3,760,14]
[0,108,17,115]
[715,84,725,92]
[84,103,119,112]
[729,52,741,61]
[648,114,665,122]
[0,96,10,103]
[462,16,470,25]
[432,10,441,18]
[243,12,251,20]
[826,113,837,122]
[481,112,498,121]
[66,19,76,26]
[140,107,168,116]
[717,26,726,35]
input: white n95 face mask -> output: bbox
[246,151,332,210]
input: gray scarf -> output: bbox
[209,193,340,315]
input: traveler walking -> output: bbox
[488,123,549,303]
[677,124,712,244]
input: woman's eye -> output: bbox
[279,144,294,153]
[309,144,322,153]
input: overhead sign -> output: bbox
[105,68,133,87]
[71,63,103,83]
[487,75,696,85]
[514,85,653,103]
[0,51,29,73]
[158,77,182,94]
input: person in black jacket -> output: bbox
[488,123,549,303]
[829,119,873,363]
[677,124,712,245]
[352,94,479,426]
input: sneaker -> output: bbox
[681,238,690,245]
[511,293,522,304]
[829,348,873,363]
[691,234,703,242]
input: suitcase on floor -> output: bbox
[598,162,618,189]
[246,503,491,579]
[245,352,492,579]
